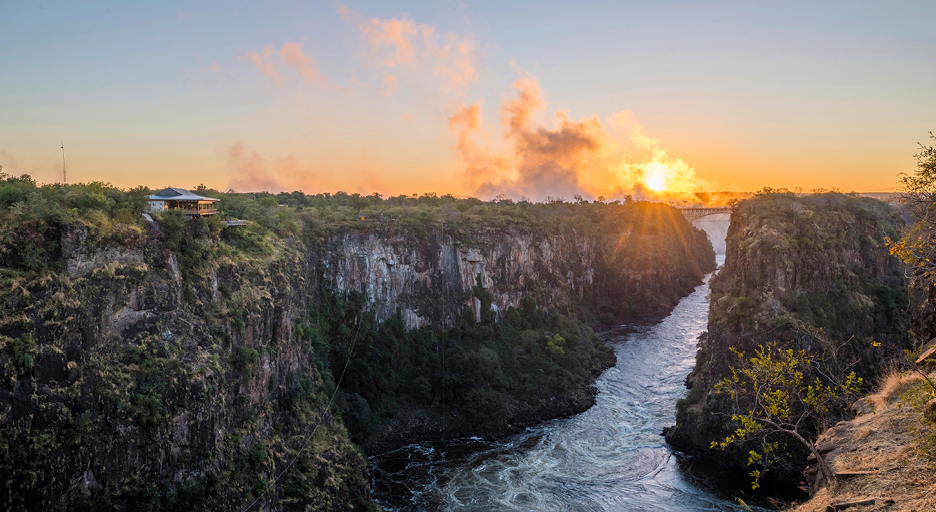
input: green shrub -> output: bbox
[12,334,35,372]
[462,389,505,424]
[128,390,167,428]
[232,346,260,377]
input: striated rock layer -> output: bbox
[323,221,714,331]
[666,192,913,486]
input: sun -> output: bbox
[644,164,669,192]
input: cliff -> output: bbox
[2,224,376,511]
[291,201,717,450]
[0,182,715,511]
[666,191,912,486]
[322,209,714,330]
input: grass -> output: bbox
[786,369,936,512]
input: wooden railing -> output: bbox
[181,208,217,216]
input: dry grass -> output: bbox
[787,370,936,512]
[877,370,922,405]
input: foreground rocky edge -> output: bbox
[0,198,713,511]
[790,371,936,512]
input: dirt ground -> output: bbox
[786,372,936,512]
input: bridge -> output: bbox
[676,206,732,222]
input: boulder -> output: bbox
[851,397,875,416]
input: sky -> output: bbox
[2,0,934,201]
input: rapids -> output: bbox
[370,256,769,511]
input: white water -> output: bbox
[692,214,731,255]
[371,255,770,511]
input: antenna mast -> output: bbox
[61,140,66,184]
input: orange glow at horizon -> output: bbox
[642,162,670,192]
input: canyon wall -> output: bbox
[666,192,912,485]
[322,212,715,330]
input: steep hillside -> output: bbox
[0,178,715,511]
[789,371,936,512]
[666,191,912,486]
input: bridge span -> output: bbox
[676,206,732,222]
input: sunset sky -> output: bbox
[2,1,935,200]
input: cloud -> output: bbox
[381,72,398,96]
[225,143,335,193]
[338,5,480,94]
[449,71,707,202]
[279,42,325,86]
[207,62,222,77]
[360,16,419,66]
[242,42,330,88]
[241,46,283,86]
[178,10,190,21]
[433,37,479,92]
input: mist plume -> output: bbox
[449,73,709,202]
[225,143,334,193]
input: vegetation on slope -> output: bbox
[304,288,613,446]
[890,133,936,347]
[668,190,912,487]
[0,174,377,510]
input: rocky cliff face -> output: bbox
[666,192,912,485]
[0,201,714,511]
[1,224,378,511]
[321,214,713,330]
[323,231,597,329]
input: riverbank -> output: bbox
[363,376,607,454]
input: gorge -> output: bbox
[0,180,920,511]
[0,184,716,511]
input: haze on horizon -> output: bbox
[2,1,934,201]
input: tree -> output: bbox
[890,132,936,283]
[711,342,863,488]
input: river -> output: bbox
[370,255,774,511]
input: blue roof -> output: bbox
[149,187,218,201]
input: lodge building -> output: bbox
[147,188,219,217]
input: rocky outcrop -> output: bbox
[789,373,936,512]
[323,212,716,330]
[0,226,373,511]
[666,192,912,486]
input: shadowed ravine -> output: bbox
[370,255,776,511]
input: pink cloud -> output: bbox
[279,42,326,86]
[381,72,398,96]
[242,42,330,88]
[337,4,481,94]
[433,37,479,92]
[241,46,283,86]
